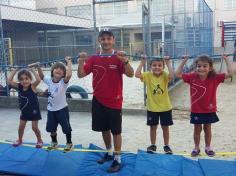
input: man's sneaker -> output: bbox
[163,145,173,154]
[47,142,58,151]
[64,143,73,152]
[35,141,43,148]
[107,160,121,173]
[147,145,157,154]
[97,153,114,164]
[12,140,22,147]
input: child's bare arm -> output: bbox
[77,52,88,78]
[7,69,18,89]
[164,56,174,80]
[135,55,146,79]
[30,68,41,88]
[64,56,72,83]
[34,63,44,80]
[175,56,188,78]
[223,54,234,79]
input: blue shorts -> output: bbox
[147,110,173,126]
[46,106,72,134]
[190,112,219,124]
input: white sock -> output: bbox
[114,154,121,163]
[107,148,113,156]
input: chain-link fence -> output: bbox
[0,0,93,96]
[0,0,216,107]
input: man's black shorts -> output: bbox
[92,97,122,135]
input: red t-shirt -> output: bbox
[84,55,125,109]
[182,72,225,113]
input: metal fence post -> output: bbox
[92,0,97,52]
[0,6,9,96]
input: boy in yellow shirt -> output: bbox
[135,56,174,154]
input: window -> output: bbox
[224,0,236,9]
[123,32,130,47]
[134,33,143,42]
[98,1,128,16]
[37,8,58,14]
[152,0,171,15]
[65,5,92,19]
[47,37,60,46]
[76,35,92,45]
[151,32,171,40]
[114,1,128,14]
[99,3,113,16]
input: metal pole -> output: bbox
[171,0,175,57]
[184,0,187,55]
[193,0,196,56]
[93,0,97,52]
[142,3,148,106]
[147,0,152,63]
[0,6,9,96]
[162,16,165,57]
[120,28,124,50]
[45,30,49,62]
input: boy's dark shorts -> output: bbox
[147,110,173,126]
[190,112,219,124]
[46,106,72,134]
[92,97,122,135]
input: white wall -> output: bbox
[35,0,91,15]
[0,0,36,9]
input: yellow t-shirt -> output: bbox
[141,71,172,112]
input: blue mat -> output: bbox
[182,157,204,176]
[0,143,235,176]
[199,158,236,176]
[77,144,137,176]
[0,143,84,176]
[133,150,183,176]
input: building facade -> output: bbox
[34,0,213,57]
[205,0,236,52]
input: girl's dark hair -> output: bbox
[51,62,66,78]
[150,58,165,68]
[18,69,32,81]
[195,55,216,78]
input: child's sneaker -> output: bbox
[97,153,114,164]
[47,142,58,150]
[163,145,173,154]
[191,149,200,157]
[205,148,215,157]
[64,143,73,152]
[107,160,121,173]
[147,145,157,154]
[35,141,43,148]
[12,140,22,147]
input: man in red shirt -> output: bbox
[77,29,134,173]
